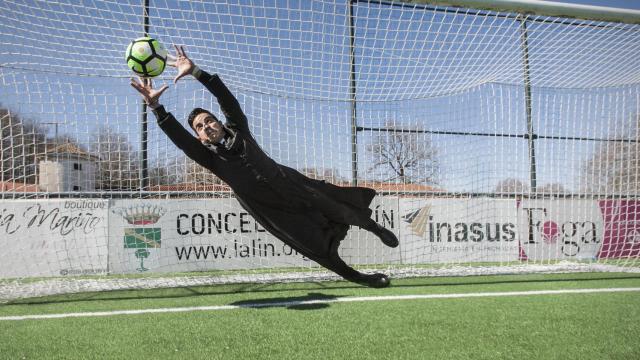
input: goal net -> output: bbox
[1,0,639,301]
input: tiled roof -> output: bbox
[39,142,99,161]
[0,181,39,192]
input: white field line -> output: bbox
[2,287,639,321]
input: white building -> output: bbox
[38,143,98,192]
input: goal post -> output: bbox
[1,0,639,301]
[402,0,640,24]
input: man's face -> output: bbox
[193,113,224,144]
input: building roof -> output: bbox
[1,180,443,195]
[38,142,99,162]
[145,183,233,192]
[147,181,442,193]
[343,181,443,194]
[0,181,39,192]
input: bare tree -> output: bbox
[1,105,75,184]
[1,107,44,184]
[147,154,224,187]
[582,114,639,195]
[494,178,529,193]
[184,157,223,185]
[537,182,569,194]
[366,121,439,184]
[148,163,180,186]
[90,126,140,190]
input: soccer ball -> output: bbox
[125,37,168,77]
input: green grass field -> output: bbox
[1,272,639,359]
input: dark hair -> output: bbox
[187,108,219,131]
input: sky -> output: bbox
[0,0,638,194]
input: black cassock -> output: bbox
[152,70,378,282]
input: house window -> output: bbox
[73,185,81,191]
[73,163,82,171]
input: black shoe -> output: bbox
[372,223,399,248]
[353,273,390,288]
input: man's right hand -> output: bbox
[130,77,169,108]
[167,45,196,84]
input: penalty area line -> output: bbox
[2,287,639,321]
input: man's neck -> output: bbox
[204,129,230,147]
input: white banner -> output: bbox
[339,196,401,265]
[517,199,604,261]
[0,199,109,277]
[109,199,310,274]
[108,197,398,274]
[0,197,624,278]
[399,198,520,263]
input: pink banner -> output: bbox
[598,200,640,259]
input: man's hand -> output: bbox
[167,45,195,84]
[130,77,169,108]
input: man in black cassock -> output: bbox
[130,46,398,288]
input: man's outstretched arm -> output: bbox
[130,77,215,170]
[152,105,216,169]
[170,45,249,132]
[193,69,249,133]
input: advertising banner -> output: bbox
[3,197,638,279]
[337,196,401,265]
[597,200,640,259]
[0,199,109,277]
[109,198,307,273]
[108,197,399,274]
[517,199,603,261]
[399,198,520,263]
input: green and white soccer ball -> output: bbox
[125,37,168,77]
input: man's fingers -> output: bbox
[130,77,141,87]
[166,60,176,67]
[173,44,187,58]
[166,50,177,60]
[135,76,149,89]
[130,78,144,92]
[130,82,141,92]
[131,75,168,104]
[173,69,188,83]
[157,84,169,96]
[130,82,151,103]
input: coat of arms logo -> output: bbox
[112,204,167,271]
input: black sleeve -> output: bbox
[195,70,250,133]
[152,105,217,171]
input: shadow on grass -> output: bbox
[4,273,639,306]
[230,292,339,310]
[2,281,350,306]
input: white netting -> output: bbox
[1,0,639,299]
